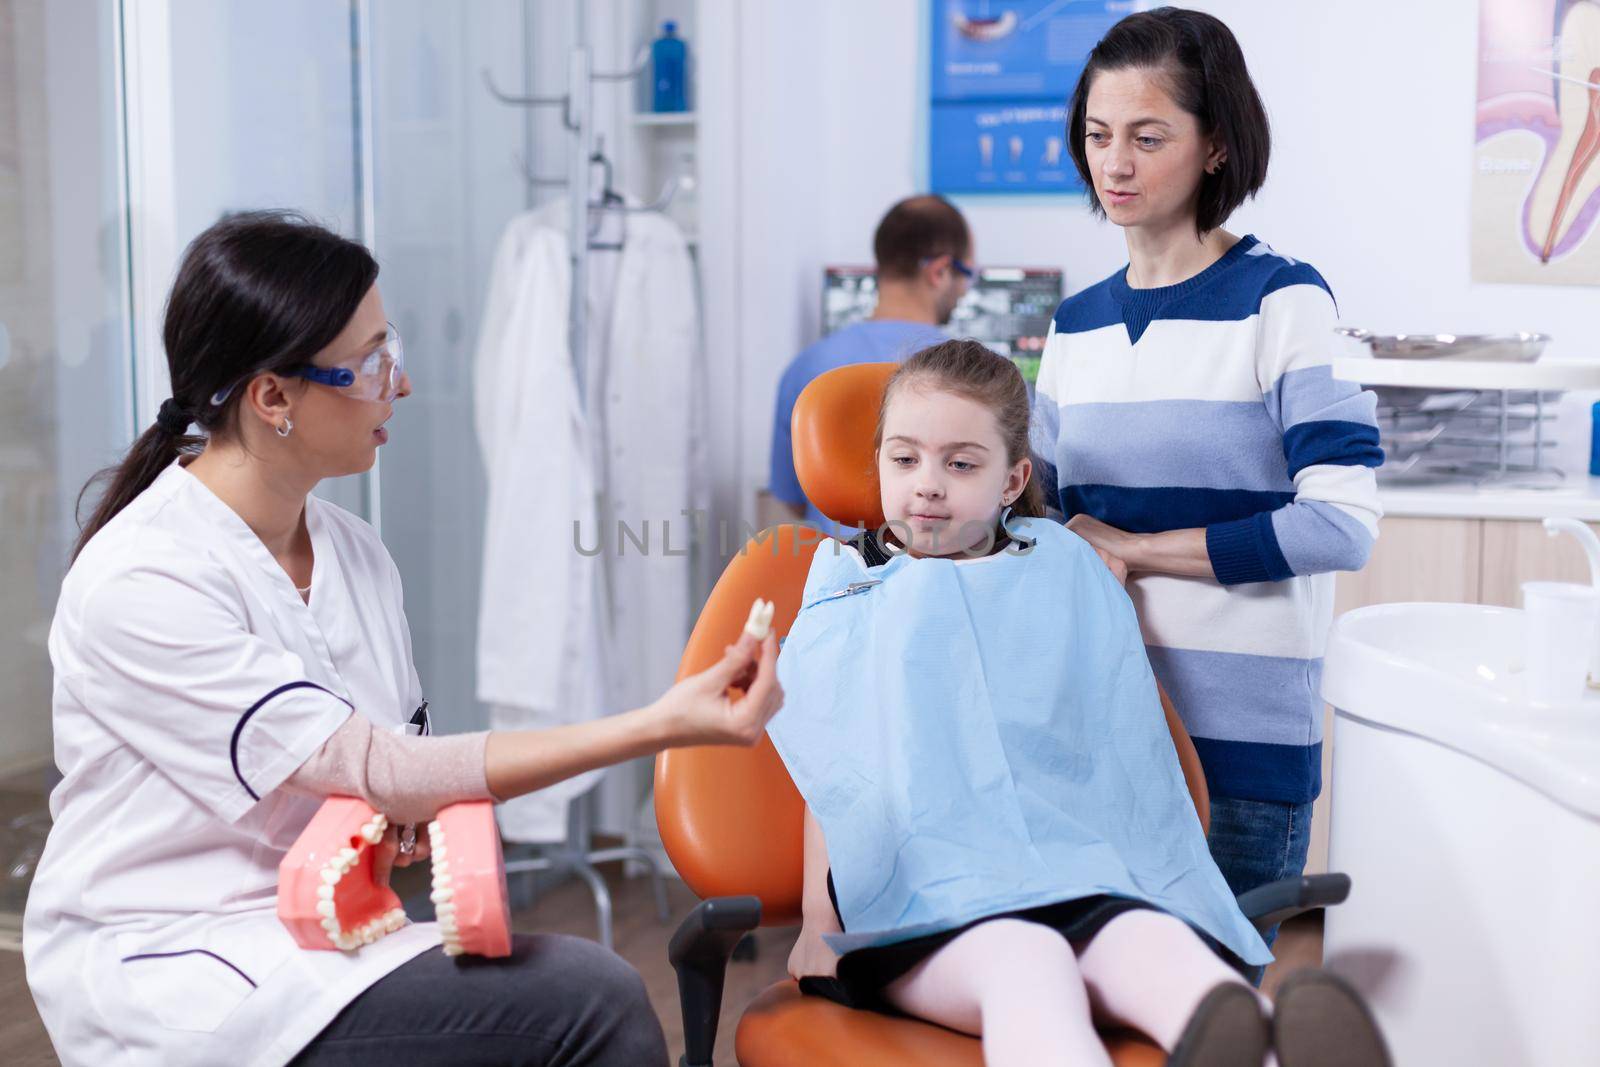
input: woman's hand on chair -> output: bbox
[787,921,840,980]
[657,632,784,747]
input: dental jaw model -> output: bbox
[279,797,511,958]
[428,801,512,958]
[1529,1,1600,262]
[278,798,408,951]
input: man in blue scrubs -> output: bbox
[765,195,974,535]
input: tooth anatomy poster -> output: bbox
[928,1,1139,195]
[1474,0,1600,285]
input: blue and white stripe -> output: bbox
[1032,235,1383,804]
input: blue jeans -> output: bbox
[1207,796,1314,985]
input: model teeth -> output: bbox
[430,822,465,955]
[360,813,388,845]
[311,817,407,952]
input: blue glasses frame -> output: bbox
[209,322,403,406]
[290,364,359,389]
[921,254,976,279]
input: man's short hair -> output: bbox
[873,195,972,282]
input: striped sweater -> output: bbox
[1030,235,1384,804]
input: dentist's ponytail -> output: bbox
[73,211,377,561]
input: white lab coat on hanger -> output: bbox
[595,207,705,716]
[24,463,441,1067]
[472,199,704,841]
[473,209,608,843]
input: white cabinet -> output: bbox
[1308,514,1600,874]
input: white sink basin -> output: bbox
[1321,601,1600,1066]
[1322,601,1600,817]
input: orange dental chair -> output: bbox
[655,362,1351,1067]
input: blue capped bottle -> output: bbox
[651,21,687,113]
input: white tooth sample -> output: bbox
[316,900,336,918]
[435,902,456,920]
[1528,0,1600,261]
[742,598,774,641]
[321,867,342,885]
[338,847,358,864]
[431,887,453,904]
[316,884,334,901]
[427,820,442,837]
[321,917,340,933]
[432,845,448,861]
[443,943,464,957]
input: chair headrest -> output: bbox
[791,362,898,532]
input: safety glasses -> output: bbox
[210,322,406,407]
[288,322,405,403]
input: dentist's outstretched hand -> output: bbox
[657,632,784,747]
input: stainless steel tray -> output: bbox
[1337,328,1549,362]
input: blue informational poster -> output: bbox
[929,0,1134,195]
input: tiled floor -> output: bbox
[2,863,1323,1066]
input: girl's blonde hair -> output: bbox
[873,339,1048,519]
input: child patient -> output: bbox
[769,340,1388,1067]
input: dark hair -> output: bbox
[1066,8,1270,235]
[873,339,1046,520]
[73,210,378,560]
[872,195,972,281]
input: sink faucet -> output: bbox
[1542,517,1600,685]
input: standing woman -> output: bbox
[23,212,782,1066]
[1031,10,1383,977]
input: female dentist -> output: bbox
[22,212,780,1066]
[1030,9,1383,980]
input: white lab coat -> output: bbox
[594,207,706,714]
[23,462,442,1067]
[472,208,607,841]
[473,201,704,841]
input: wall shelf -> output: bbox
[633,110,696,127]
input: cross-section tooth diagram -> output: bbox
[1474,0,1600,284]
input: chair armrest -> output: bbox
[1236,873,1351,934]
[669,895,763,1067]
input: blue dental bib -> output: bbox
[769,519,1271,965]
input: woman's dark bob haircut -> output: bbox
[1066,8,1270,235]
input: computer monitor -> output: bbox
[821,266,1064,383]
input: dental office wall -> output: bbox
[0,0,131,775]
[712,0,1600,516]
